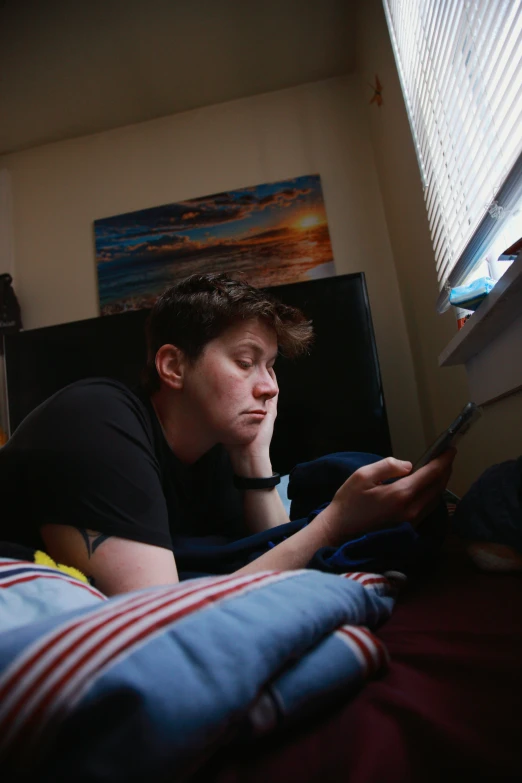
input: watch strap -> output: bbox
[233,472,281,490]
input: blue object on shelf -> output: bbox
[449,277,495,311]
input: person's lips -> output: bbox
[244,409,266,418]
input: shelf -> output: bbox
[439,253,522,367]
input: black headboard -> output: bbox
[4,273,392,474]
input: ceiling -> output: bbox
[0,0,357,155]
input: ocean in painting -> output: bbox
[95,174,336,315]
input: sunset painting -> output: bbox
[94,174,335,315]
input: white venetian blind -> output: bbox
[382,0,522,307]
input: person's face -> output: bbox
[181,318,279,446]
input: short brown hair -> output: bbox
[142,272,313,393]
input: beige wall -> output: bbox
[0,75,425,461]
[357,0,522,495]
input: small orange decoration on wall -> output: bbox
[369,74,383,107]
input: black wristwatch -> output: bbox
[233,472,281,490]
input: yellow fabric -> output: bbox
[34,549,89,583]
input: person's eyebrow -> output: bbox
[236,340,278,362]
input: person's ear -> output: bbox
[155,344,186,390]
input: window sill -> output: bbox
[438,252,522,405]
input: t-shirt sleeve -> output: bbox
[23,381,173,550]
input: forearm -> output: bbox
[241,485,290,532]
[235,504,342,576]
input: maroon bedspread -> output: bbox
[195,540,522,783]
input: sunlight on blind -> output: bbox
[382,0,522,294]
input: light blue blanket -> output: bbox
[0,557,397,782]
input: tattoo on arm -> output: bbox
[79,528,110,558]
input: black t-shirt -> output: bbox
[0,378,245,550]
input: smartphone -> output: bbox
[413,402,482,471]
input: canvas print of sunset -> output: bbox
[95,174,335,315]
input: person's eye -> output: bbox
[237,360,253,369]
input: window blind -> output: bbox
[382,0,522,312]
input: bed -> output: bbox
[1,273,521,781]
[2,531,520,782]
[193,536,522,783]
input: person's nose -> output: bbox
[254,368,278,400]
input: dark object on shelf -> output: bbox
[501,235,522,257]
[0,274,22,353]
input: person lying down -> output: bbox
[0,273,454,595]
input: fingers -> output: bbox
[399,449,455,526]
[413,447,456,487]
[430,447,457,470]
[408,479,450,527]
[331,452,454,536]
[356,456,412,486]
